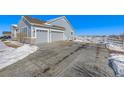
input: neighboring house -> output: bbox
[3,31,11,37]
[11,16,74,44]
[11,24,18,40]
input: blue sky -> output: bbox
[0,15,124,36]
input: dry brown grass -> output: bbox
[108,49,124,55]
[4,42,20,48]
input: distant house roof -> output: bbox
[3,32,11,34]
[3,32,11,36]
[12,24,18,28]
[23,16,65,30]
[12,24,18,27]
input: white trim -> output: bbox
[31,26,33,38]
[11,25,18,38]
[31,27,36,38]
[26,27,28,37]
[34,26,49,31]
[50,29,64,33]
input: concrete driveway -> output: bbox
[0,41,115,77]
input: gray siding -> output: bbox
[18,18,31,37]
[18,16,72,44]
[48,17,74,40]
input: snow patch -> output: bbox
[107,44,124,52]
[74,40,83,42]
[109,54,124,76]
[0,44,38,69]
[105,43,124,76]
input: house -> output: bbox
[11,16,74,44]
[11,24,18,40]
[3,31,11,37]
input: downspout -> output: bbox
[49,27,51,43]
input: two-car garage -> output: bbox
[36,29,64,44]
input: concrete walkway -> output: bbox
[0,41,37,70]
[0,41,14,56]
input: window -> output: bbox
[71,32,73,35]
[21,27,28,37]
[36,29,47,32]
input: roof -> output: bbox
[12,24,18,27]
[51,25,65,30]
[24,16,46,25]
[12,26,18,29]
[23,16,65,30]
[3,32,11,34]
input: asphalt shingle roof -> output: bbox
[23,16,65,30]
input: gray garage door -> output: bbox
[51,31,63,42]
[36,30,48,43]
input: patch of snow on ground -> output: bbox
[107,44,124,52]
[74,39,92,43]
[109,54,124,76]
[0,44,38,69]
[74,39,83,42]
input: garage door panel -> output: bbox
[36,30,48,43]
[51,31,63,42]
